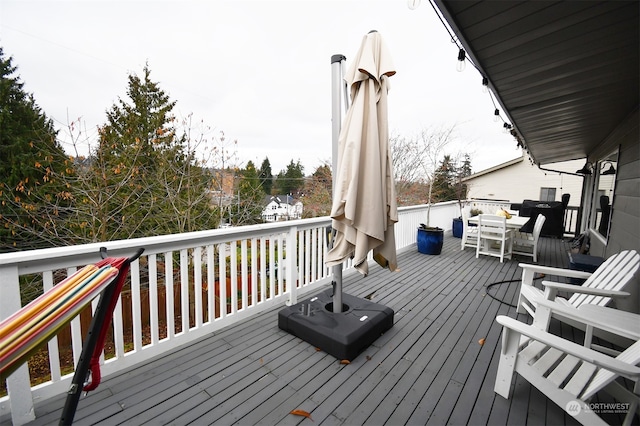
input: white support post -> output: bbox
[286,226,298,306]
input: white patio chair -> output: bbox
[512,214,546,262]
[516,250,640,340]
[494,310,640,426]
[460,208,478,251]
[517,250,639,316]
[475,214,514,262]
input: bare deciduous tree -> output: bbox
[390,125,458,226]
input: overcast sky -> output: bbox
[1,0,523,175]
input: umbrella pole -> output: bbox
[330,54,347,313]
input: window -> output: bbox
[593,150,618,239]
[539,187,556,202]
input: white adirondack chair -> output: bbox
[512,214,546,262]
[494,311,640,426]
[517,250,640,325]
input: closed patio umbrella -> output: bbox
[277,34,395,358]
[326,30,398,276]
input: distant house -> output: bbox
[462,153,584,207]
[261,195,303,222]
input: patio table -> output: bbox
[468,215,530,230]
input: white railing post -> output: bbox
[286,226,298,306]
[0,265,36,426]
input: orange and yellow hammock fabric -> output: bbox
[0,259,120,382]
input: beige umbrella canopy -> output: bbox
[326,31,398,276]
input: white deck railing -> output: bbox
[1,201,484,424]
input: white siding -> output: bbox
[464,156,584,207]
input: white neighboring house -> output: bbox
[261,195,303,222]
[462,152,584,207]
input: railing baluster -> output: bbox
[251,237,258,307]
[311,228,318,284]
[180,249,189,334]
[131,259,142,351]
[194,247,203,328]
[268,235,275,300]
[304,229,310,286]
[278,233,284,296]
[260,237,267,303]
[68,267,83,367]
[240,239,248,310]
[43,271,61,382]
[206,245,215,323]
[230,241,238,315]
[165,251,175,339]
[218,243,227,319]
[113,289,125,359]
[148,254,159,344]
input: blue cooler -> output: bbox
[568,252,604,284]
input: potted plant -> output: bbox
[412,128,457,255]
[452,217,464,238]
[417,223,444,255]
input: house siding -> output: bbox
[588,109,639,257]
[464,156,584,208]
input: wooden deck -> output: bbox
[20,235,630,425]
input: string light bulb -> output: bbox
[407,0,421,9]
[493,108,500,122]
[481,76,488,93]
[456,49,466,72]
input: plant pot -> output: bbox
[452,218,463,238]
[417,227,444,255]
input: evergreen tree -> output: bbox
[0,48,73,251]
[258,157,273,195]
[459,153,472,178]
[431,155,457,202]
[82,64,216,241]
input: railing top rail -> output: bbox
[0,201,507,274]
[0,217,331,273]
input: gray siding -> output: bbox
[601,109,640,313]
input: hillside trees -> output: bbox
[0,48,75,252]
[2,60,224,250]
[273,159,304,197]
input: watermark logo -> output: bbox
[566,400,630,417]
[566,401,582,417]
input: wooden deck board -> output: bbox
[24,234,628,426]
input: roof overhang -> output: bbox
[433,0,639,165]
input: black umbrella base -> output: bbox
[278,289,394,361]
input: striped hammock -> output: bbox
[0,258,123,382]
